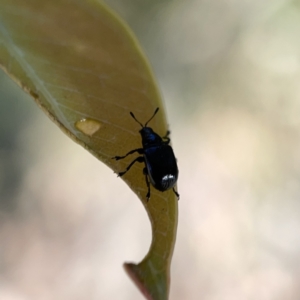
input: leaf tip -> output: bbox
[124,262,153,300]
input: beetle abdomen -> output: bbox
[160,174,177,190]
[144,145,178,192]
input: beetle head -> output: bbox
[130,108,162,146]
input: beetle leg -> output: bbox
[172,187,180,200]
[164,130,171,138]
[117,156,144,177]
[163,130,171,144]
[112,148,144,160]
[143,167,151,201]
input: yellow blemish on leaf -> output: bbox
[75,118,101,136]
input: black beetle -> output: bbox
[112,108,179,201]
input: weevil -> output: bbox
[113,108,179,201]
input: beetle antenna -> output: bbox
[130,108,159,128]
[145,107,159,127]
[130,112,144,128]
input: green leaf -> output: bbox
[0,1,178,299]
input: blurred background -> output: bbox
[1,0,300,299]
